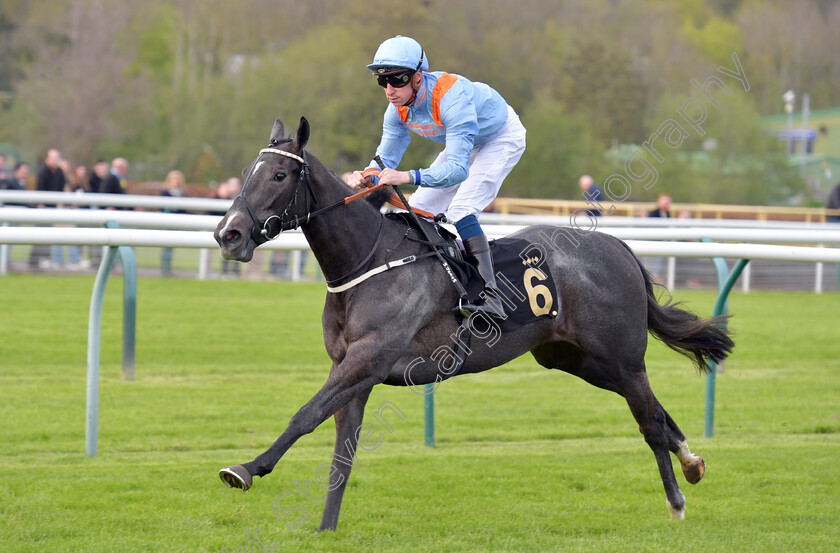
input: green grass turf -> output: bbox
[0,275,838,552]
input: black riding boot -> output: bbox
[460,234,506,319]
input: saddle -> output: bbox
[386,212,560,332]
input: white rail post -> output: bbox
[198,248,209,280]
[666,256,676,290]
[815,244,824,294]
[291,250,302,282]
[741,261,751,293]
[0,222,8,275]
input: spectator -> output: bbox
[89,159,108,194]
[69,165,90,192]
[827,181,840,224]
[1,161,28,192]
[58,165,90,270]
[648,194,672,218]
[31,149,67,269]
[160,170,186,206]
[100,157,128,209]
[0,154,8,184]
[0,161,30,268]
[83,162,107,266]
[647,194,673,280]
[214,177,241,202]
[36,148,66,199]
[160,170,186,276]
[579,174,604,217]
[11,161,30,191]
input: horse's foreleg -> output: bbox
[318,389,371,532]
[220,337,394,489]
[242,374,382,478]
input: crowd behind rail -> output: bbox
[1,149,839,289]
[0,149,309,279]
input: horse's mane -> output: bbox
[320,165,393,213]
[303,147,394,214]
[363,186,395,211]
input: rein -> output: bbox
[348,168,436,220]
[234,145,435,289]
[236,147,434,246]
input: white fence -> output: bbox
[2,191,840,291]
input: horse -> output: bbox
[213,117,733,531]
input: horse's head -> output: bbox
[214,117,311,262]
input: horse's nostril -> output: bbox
[225,230,242,243]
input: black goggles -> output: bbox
[377,70,414,88]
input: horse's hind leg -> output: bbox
[620,371,690,519]
[532,345,690,518]
[318,389,371,532]
[656,399,706,485]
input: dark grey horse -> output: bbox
[214,117,733,531]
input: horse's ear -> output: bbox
[269,118,285,144]
[241,160,255,180]
[293,117,310,151]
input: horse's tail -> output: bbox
[630,249,734,373]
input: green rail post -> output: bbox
[119,247,137,381]
[86,223,138,456]
[704,258,750,439]
[104,222,137,380]
[424,384,435,447]
[161,248,172,278]
[86,245,119,456]
[703,237,731,316]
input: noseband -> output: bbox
[235,146,313,245]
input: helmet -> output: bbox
[366,36,429,74]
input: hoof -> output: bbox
[681,456,706,485]
[219,465,253,491]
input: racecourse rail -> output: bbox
[2,190,840,454]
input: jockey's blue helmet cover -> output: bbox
[366,36,429,74]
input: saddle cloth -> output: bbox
[386,213,560,331]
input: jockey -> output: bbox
[347,35,527,319]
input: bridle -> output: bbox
[232,143,391,287]
[231,142,439,287]
[234,145,314,246]
[233,143,434,246]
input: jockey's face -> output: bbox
[383,71,421,107]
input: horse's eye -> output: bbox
[273,171,286,182]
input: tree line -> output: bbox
[2,0,837,205]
